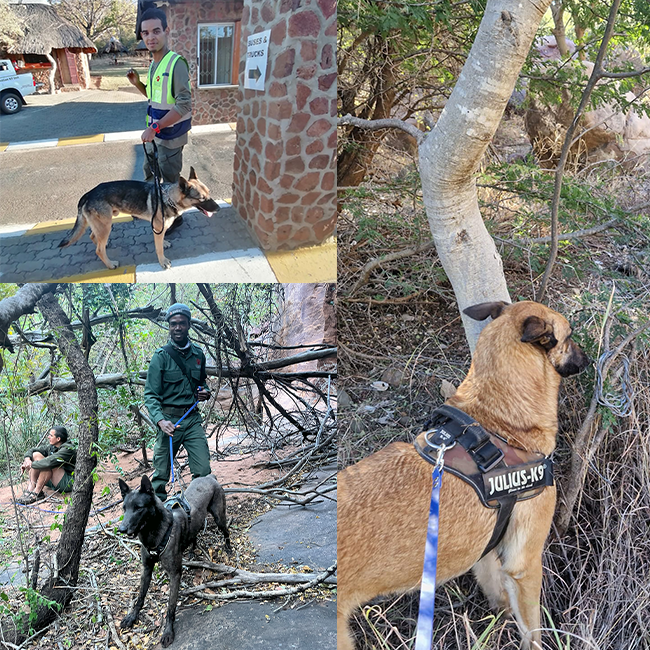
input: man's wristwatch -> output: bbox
[150,122,161,134]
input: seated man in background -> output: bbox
[18,426,76,504]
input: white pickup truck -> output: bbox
[0,59,42,114]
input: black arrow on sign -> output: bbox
[248,66,262,80]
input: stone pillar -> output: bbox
[232,0,336,250]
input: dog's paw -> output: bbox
[106,260,120,270]
[161,628,175,647]
[120,612,138,629]
[163,240,172,249]
[160,257,172,270]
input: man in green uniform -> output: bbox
[18,426,76,504]
[144,303,212,501]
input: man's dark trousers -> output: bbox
[151,408,210,501]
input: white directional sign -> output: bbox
[244,29,271,91]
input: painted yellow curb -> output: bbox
[229,122,237,130]
[0,143,8,152]
[27,214,133,235]
[265,238,337,282]
[57,134,105,146]
[55,265,136,283]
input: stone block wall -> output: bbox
[167,0,244,124]
[231,0,336,250]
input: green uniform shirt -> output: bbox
[144,342,207,426]
[27,442,77,472]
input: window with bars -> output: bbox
[198,24,235,87]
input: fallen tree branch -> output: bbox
[9,349,337,396]
[182,563,337,601]
[348,241,436,296]
[495,217,620,247]
[224,483,337,505]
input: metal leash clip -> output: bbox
[432,444,446,487]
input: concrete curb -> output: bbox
[0,122,236,152]
[0,215,337,283]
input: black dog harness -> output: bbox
[414,404,554,556]
[146,494,192,561]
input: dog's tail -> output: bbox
[58,200,89,248]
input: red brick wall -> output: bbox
[167,0,244,124]
[231,0,336,250]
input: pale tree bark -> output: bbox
[0,283,55,360]
[418,0,553,350]
[551,1,569,58]
[45,51,57,94]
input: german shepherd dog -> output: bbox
[58,167,219,270]
[338,301,590,650]
[118,474,231,647]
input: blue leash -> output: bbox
[414,446,445,650]
[168,386,202,484]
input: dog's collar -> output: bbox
[159,187,179,215]
[146,518,174,561]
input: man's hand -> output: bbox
[141,127,156,143]
[197,388,211,402]
[20,457,32,472]
[158,420,178,436]
[126,68,140,86]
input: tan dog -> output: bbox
[58,167,219,270]
[338,301,590,650]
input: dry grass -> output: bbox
[338,129,650,649]
[89,55,150,91]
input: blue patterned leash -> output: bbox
[414,446,446,650]
[168,386,202,484]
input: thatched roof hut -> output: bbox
[6,0,96,55]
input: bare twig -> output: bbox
[338,114,425,144]
[538,0,624,301]
[348,241,436,296]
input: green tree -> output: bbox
[52,0,137,43]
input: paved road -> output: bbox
[165,469,337,650]
[0,133,236,226]
[0,87,337,282]
[0,88,147,142]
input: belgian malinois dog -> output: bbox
[59,167,219,270]
[338,301,590,650]
[118,474,231,647]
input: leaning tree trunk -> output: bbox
[45,52,57,94]
[7,292,99,642]
[418,0,553,351]
[0,284,55,361]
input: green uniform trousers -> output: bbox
[151,409,211,501]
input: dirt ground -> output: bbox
[0,430,294,545]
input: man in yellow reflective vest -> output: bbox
[126,6,192,201]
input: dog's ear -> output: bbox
[140,475,154,495]
[189,166,197,180]
[178,175,188,191]
[463,301,509,322]
[118,478,130,499]
[521,316,557,350]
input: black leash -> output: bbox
[143,140,165,235]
